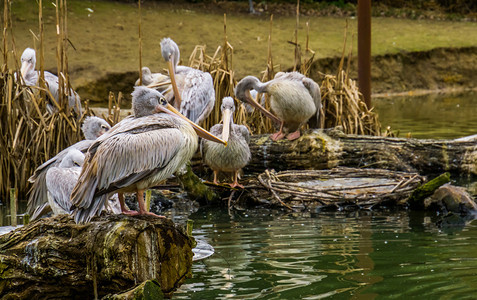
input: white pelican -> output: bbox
[45,148,85,215]
[20,47,83,117]
[201,97,251,188]
[235,71,321,141]
[160,37,215,125]
[27,116,111,219]
[70,86,226,223]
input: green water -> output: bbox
[373,91,477,139]
[174,208,477,299]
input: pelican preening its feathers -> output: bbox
[235,71,322,141]
[201,97,251,188]
[20,47,83,117]
[139,38,215,125]
[70,86,226,223]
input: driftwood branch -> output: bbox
[242,128,477,176]
[0,214,193,299]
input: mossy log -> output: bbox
[0,214,193,299]
[408,172,451,209]
[239,128,477,176]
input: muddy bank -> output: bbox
[311,46,477,96]
[80,46,477,105]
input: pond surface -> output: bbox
[173,208,477,299]
[373,91,477,139]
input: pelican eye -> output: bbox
[159,97,167,105]
[101,125,108,130]
[74,162,81,167]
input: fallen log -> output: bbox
[241,128,477,176]
[0,214,193,299]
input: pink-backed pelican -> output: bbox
[160,37,215,125]
[235,71,321,141]
[27,116,111,220]
[70,86,226,223]
[201,97,251,188]
[20,47,83,117]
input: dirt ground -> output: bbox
[6,0,477,103]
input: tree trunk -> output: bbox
[242,128,477,176]
[0,214,193,299]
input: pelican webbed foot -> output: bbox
[270,131,286,141]
[286,130,301,141]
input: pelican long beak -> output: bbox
[167,54,182,110]
[158,103,227,146]
[221,108,232,143]
[20,61,33,79]
[243,90,281,125]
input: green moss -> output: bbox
[408,172,451,210]
[176,163,220,206]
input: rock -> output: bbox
[427,184,477,214]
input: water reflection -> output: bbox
[174,208,477,299]
[374,91,477,139]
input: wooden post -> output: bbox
[358,0,372,108]
[10,188,17,226]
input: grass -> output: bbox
[7,0,477,91]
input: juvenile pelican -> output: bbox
[135,66,170,88]
[201,97,251,188]
[160,37,215,125]
[235,71,321,141]
[70,86,226,223]
[27,116,111,219]
[20,48,83,117]
[45,149,85,215]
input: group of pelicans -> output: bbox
[21,37,322,224]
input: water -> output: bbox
[174,208,477,299]
[373,91,477,139]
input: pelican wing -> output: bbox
[302,77,322,128]
[46,167,81,213]
[236,124,251,144]
[176,67,215,124]
[71,115,185,221]
[27,139,94,217]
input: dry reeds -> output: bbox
[319,21,381,136]
[0,0,89,203]
[188,14,238,131]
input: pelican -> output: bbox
[135,66,170,88]
[70,86,226,223]
[235,71,321,141]
[160,37,215,125]
[201,97,251,188]
[45,149,85,215]
[27,116,111,219]
[20,47,83,117]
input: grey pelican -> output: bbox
[201,97,251,188]
[27,116,111,219]
[135,66,170,88]
[20,47,83,117]
[235,71,321,141]
[160,37,215,125]
[70,86,226,223]
[45,148,85,215]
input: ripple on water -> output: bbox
[174,209,477,299]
